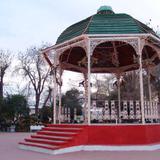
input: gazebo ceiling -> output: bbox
[56,6,157,44]
[59,41,160,73]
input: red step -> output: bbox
[42,127,82,132]
[19,124,86,153]
[31,135,72,141]
[19,142,59,150]
[47,124,86,128]
[25,138,66,146]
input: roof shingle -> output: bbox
[56,12,157,44]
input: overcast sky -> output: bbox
[0,0,160,53]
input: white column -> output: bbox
[53,70,57,124]
[58,85,62,124]
[58,70,63,124]
[117,74,121,123]
[147,68,152,117]
[53,51,57,124]
[87,39,91,125]
[83,73,88,124]
[138,38,145,124]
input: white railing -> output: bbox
[90,100,159,123]
[60,100,160,124]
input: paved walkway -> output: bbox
[0,132,160,160]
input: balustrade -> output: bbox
[60,100,159,124]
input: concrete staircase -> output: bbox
[19,124,86,154]
[19,124,160,154]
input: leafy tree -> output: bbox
[62,88,82,121]
[0,94,29,131]
[5,94,29,120]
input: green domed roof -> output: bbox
[56,6,157,44]
[97,5,114,14]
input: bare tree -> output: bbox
[0,50,11,99]
[43,86,52,107]
[92,74,115,99]
[120,71,140,100]
[17,46,50,116]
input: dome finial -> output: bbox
[97,5,114,14]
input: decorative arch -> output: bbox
[90,38,139,54]
[142,45,160,65]
[91,41,138,70]
[56,39,88,57]
[58,46,87,72]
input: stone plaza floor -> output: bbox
[0,132,160,160]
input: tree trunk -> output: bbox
[35,94,40,117]
[0,76,3,99]
[158,91,160,103]
[43,88,52,107]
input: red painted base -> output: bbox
[19,124,160,153]
[65,124,160,146]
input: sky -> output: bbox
[0,0,160,52]
[0,0,160,95]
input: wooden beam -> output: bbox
[60,62,86,73]
[43,52,53,67]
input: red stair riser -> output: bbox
[25,138,66,146]
[37,131,77,137]
[31,135,72,141]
